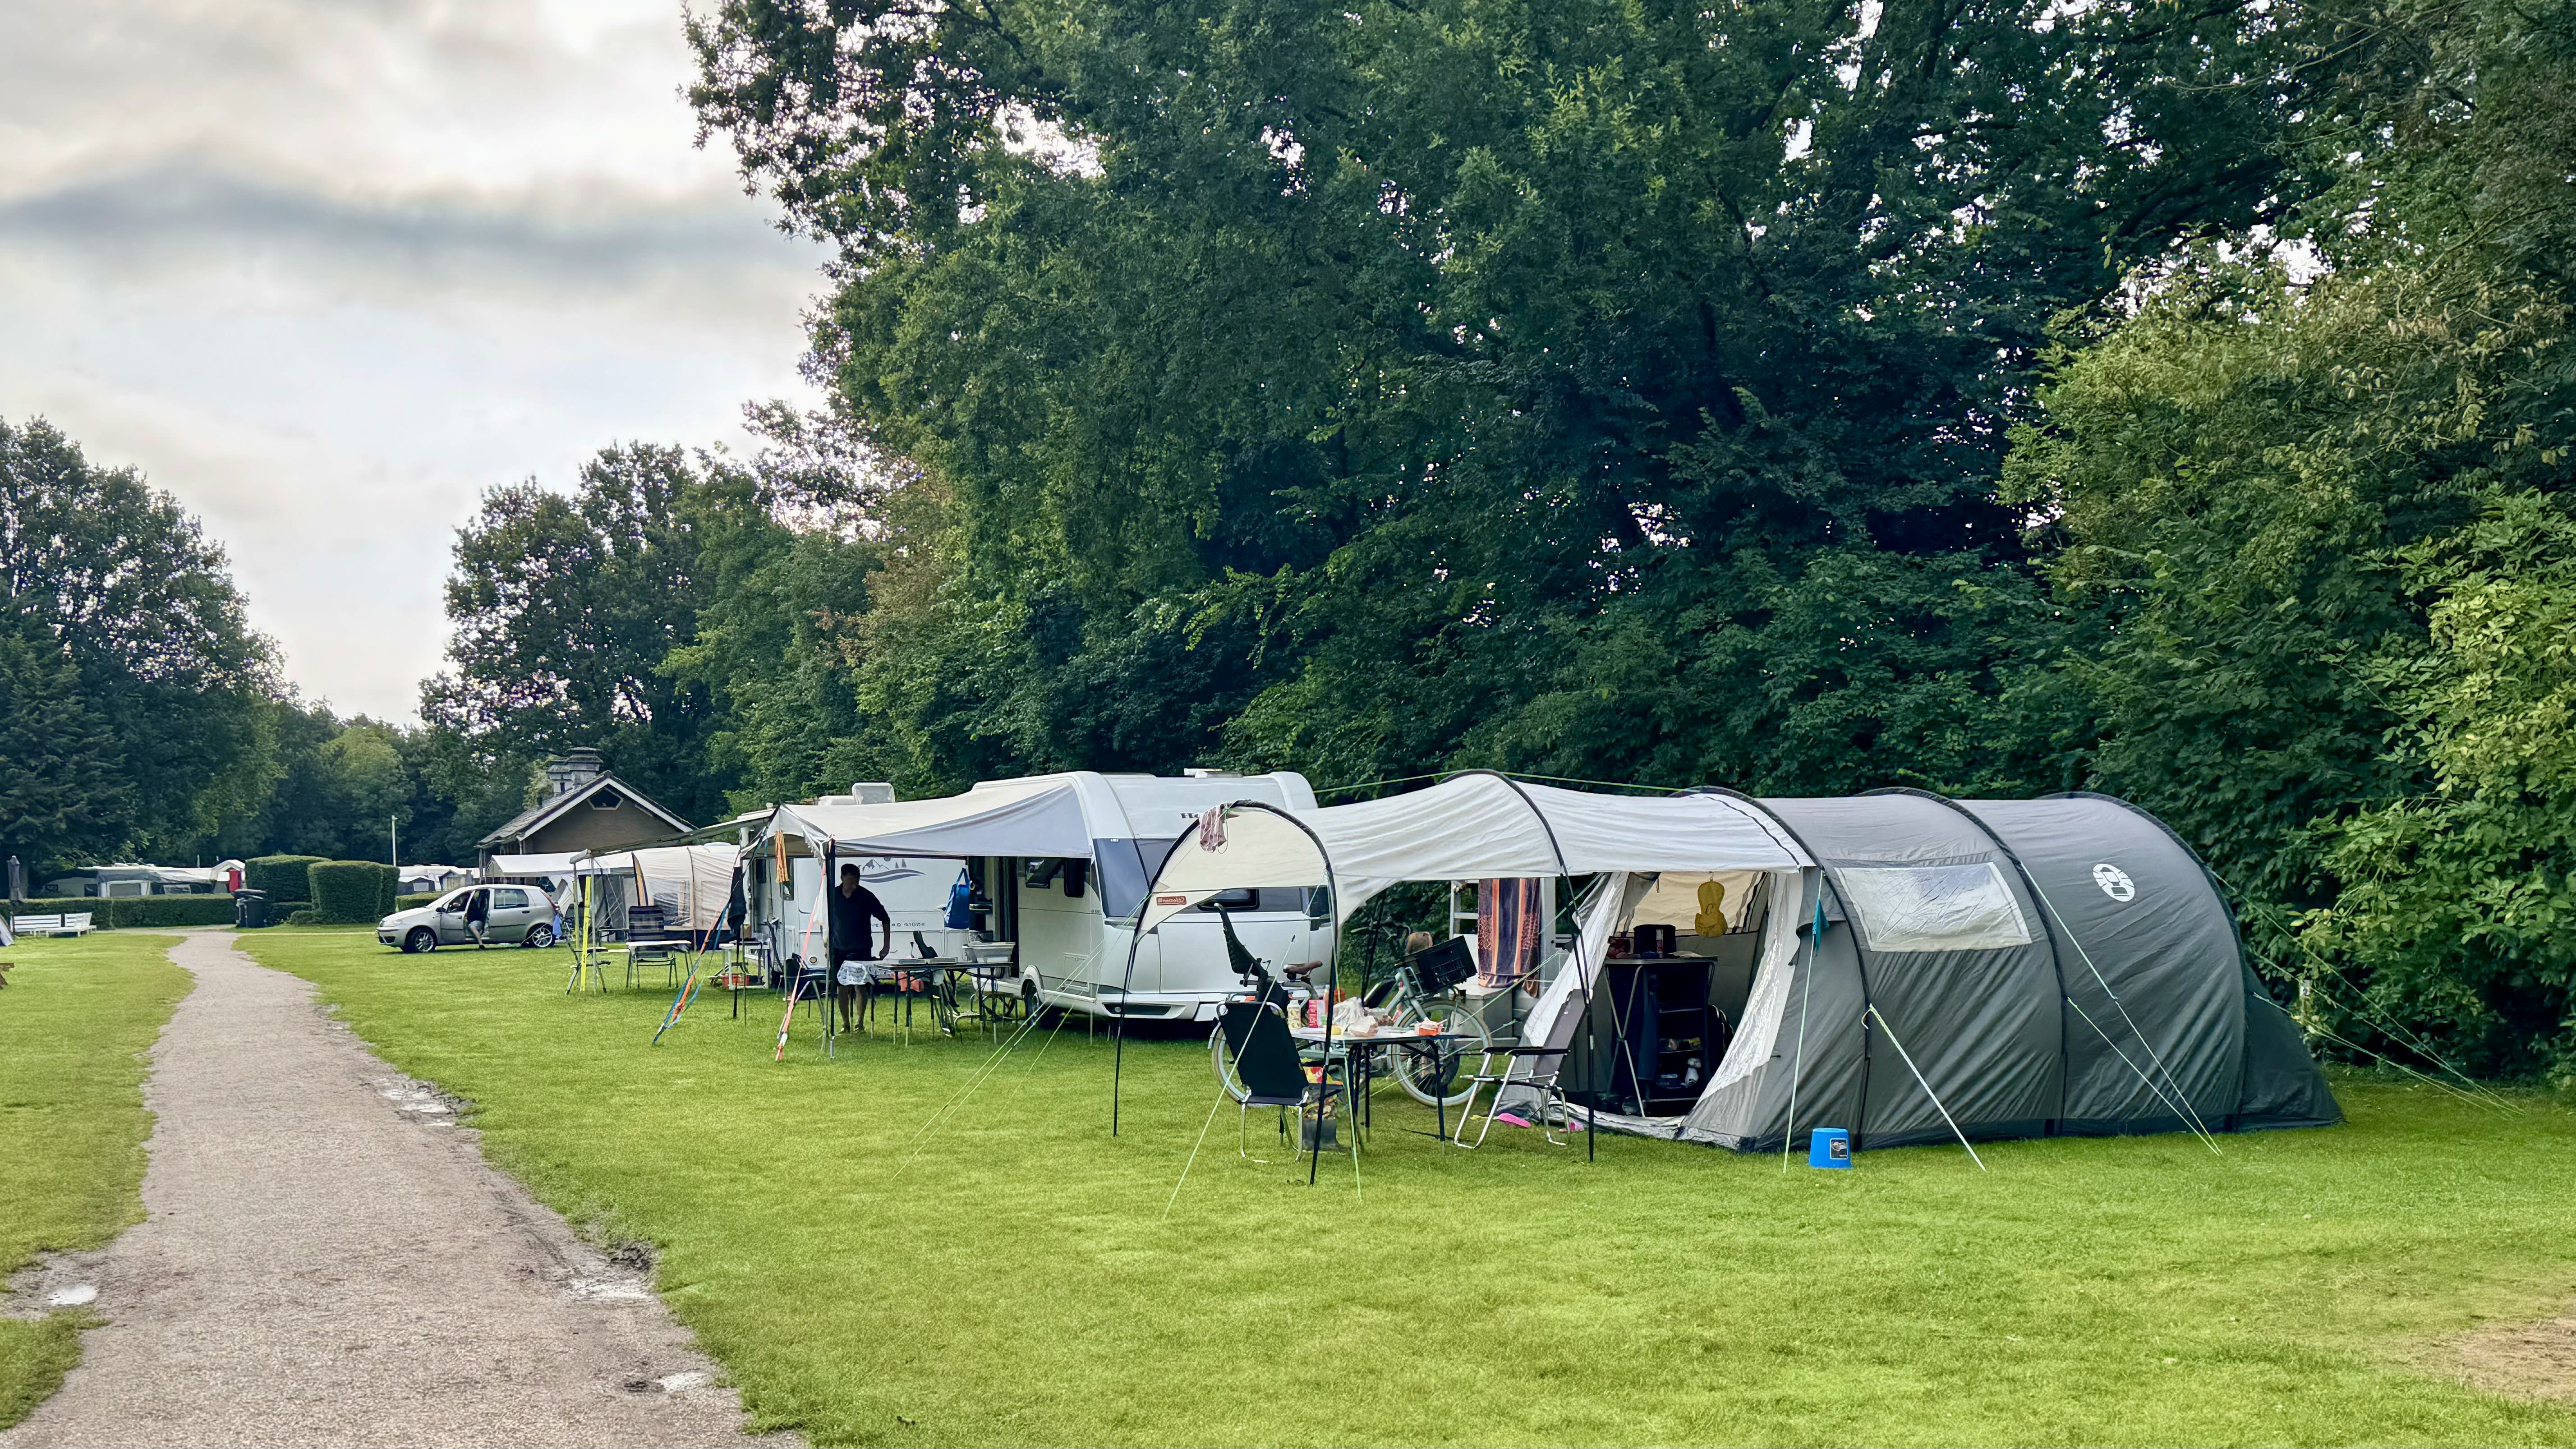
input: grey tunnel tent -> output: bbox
[1139,778,2339,1154]
[1592,789,2342,1151]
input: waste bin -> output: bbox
[233,890,267,929]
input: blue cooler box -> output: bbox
[1808,1127,1851,1168]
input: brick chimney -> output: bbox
[545,749,606,799]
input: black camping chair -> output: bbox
[1221,1001,1356,1177]
[1216,906,1327,1013]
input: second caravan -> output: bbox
[743,772,1329,1021]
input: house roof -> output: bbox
[476,770,690,848]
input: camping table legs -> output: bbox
[1389,1037,1462,1145]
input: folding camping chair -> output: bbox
[1220,1001,1357,1180]
[1457,1042,1577,1148]
[623,904,686,990]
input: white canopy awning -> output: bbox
[1134,774,1812,935]
[757,778,1095,860]
[1312,774,1809,906]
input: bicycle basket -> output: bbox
[1403,937,1476,997]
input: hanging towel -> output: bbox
[1197,805,1228,850]
[1476,878,1545,988]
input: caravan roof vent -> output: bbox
[1180,768,1237,779]
[852,782,897,804]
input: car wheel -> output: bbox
[522,924,555,949]
[404,927,437,954]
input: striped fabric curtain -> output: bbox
[1476,877,1545,988]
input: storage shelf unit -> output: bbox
[1566,956,1733,1117]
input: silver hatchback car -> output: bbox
[378,884,556,953]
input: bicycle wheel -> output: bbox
[1211,1017,1253,1104]
[1389,1000,1492,1108]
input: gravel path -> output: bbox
[3,932,781,1449]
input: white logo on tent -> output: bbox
[2092,863,2136,902]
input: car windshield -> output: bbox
[435,889,473,911]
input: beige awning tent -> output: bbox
[574,844,738,932]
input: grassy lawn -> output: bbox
[0,930,189,1430]
[243,928,2576,1448]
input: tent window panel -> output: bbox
[1834,862,2032,952]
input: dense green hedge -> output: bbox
[396,893,438,912]
[245,855,326,903]
[307,862,397,925]
[5,895,238,929]
[109,896,239,928]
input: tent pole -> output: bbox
[1782,889,1823,1172]
[1114,818,1204,1136]
[1309,809,1340,1184]
[1469,773,1609,1160]
[1111,921,1149,1135]
[1114,803,1341,1149]
[1864,1004,1986,1171]
[823,842,837,1059]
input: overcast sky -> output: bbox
[0,0,824,721]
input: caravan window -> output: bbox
[1194,888,1306,914]
[1834,862,2032,952]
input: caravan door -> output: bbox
[1016,857,1107,1007]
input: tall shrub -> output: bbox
[244,854,325,903]
[306,861,395,925]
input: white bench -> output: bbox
[12,912,96,937]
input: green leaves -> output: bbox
[422,444,744,828]
[0,603,132,875]
[0,416,273,864]
[2307,492,2576,1079]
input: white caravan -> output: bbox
[743,772,1328,1022]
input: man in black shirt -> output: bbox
[828,863,892,1031]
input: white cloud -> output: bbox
[0,0,825,720]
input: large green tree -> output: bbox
[423,444,741,826]
[2006,0,2576,1065]
[0,416,276,859]
[690,0,2326,796]
[0,603,132,874]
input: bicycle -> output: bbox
[1209,927,1500,1110]
[1210,945,1326,1104]
[1357,938,1496,1109]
